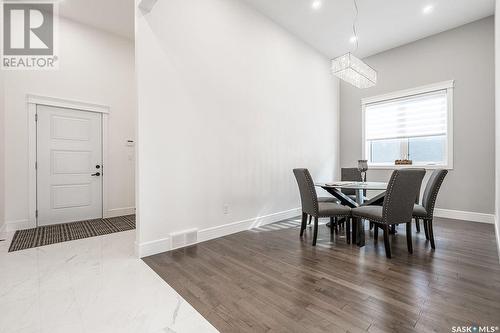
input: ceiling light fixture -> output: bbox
[331,0,377,89]
[311,0,322,10]
[422,4,434,14]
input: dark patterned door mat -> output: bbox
[8,215,135,252]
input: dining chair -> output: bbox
[351,169,425,258]
[341,168,366,200]
[308,196,340,226]
[337,168,366,231]
[389,181,423,235]
[305,170,341,226]
[412,169,448,249]
[414,179,423,233]
[342,167,374,230]
[293,169,351,246]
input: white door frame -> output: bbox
[27,94,110,228]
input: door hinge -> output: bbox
[35,210,38,218]
[35,114,38,122]
[35,161,37,170]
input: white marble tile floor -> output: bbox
[0,230,218,333]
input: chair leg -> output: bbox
[383,225,392,258]
[346,218,351,244]
[308,215,312,225]
[406,222,413,254]
[423,219,430,240]
[312,217,319,246]
[334,217,339,234]
[373,223,378,242]
[351,218,357,245]
[300,212,307,237]
[415,218,420,233]
[330,217,335,235]
[370,222,374,230]
[428,219,436,249]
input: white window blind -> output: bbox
[365,90,448,141]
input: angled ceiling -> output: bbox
[241,0,495,58]
[58,0,134,40]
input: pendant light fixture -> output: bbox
[331,0,377,88]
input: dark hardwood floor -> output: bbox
[144,218,500,333]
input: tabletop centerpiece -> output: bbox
[357,160,368,183]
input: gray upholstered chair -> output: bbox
[293,169,351,246]
[413,169,448,249]
[341,168,366,201]
[306,171,341,225]
[351,169,425,258]
[330,168,366,231]
[308,196,340,225]
[414,180,423,233]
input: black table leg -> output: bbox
[356,219,365,247]
[319,186,386,248]
[351,218,357,245]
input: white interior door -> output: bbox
[37,105,103,226]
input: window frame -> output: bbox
[361,80,454,170]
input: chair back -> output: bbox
[293,169,319,216]
[415,179,422,204]
[341,168,363,196]
[382,169,426,224]
[422,169,448,218]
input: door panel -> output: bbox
[52,151,92,174]
[51,116,92,141]
[51,184,92,209]
[37,105,102,226]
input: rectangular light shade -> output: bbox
[331,53,377,89]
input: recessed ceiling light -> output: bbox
[311,0,322,10]
[349,36,358,44]
[422,4,434,15]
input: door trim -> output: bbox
[28,94,110,228]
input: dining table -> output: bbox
[315,181,388,247]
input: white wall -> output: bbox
[0,69,4,233]
[136,0,339,257]
[495,2,500,258]
[3,17,136,231]
[340,17,495,220]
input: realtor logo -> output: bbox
[2,2,59,70]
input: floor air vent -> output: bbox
[170,228,198,250]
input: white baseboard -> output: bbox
[434,208,495,224]
[136,207,301,258]
[198,208,301,242]
[105,207,136,218]
[136,237,171,258]
[494,216,500,263]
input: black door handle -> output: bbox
[91,172,101,177]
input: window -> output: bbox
[362,81,453,168]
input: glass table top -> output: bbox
[315,181,388,191]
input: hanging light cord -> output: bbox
[352,0,359,54]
